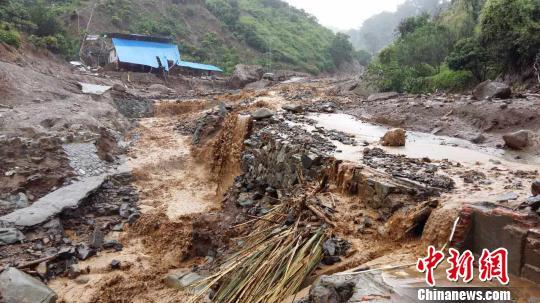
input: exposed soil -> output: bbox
[30,83,540,301]
[1,47,540,302]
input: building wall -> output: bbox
[109,49,118,64]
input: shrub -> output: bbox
[0,27,21,47]
[447,37,491,81]
[366,60,416,92]
[394,23,454,68]
[28,33,79,59]
[111,15,122,26]
[422,66,474,92]
[480,0,540,73]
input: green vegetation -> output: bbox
[366,0,540,93]
[346,0,449,54]
[0,0,79,57]
[0,23,21,47]
[478,0,540,74]
[184,32,240,74]
[354,49,372,66]
[205,0,346,73]
[0,0,357,74]
[95,0,355,74]
[329,33,354,68]
[98,0,188,38]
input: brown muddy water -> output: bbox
[303,113,540,168]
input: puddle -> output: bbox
[303,113,540,168]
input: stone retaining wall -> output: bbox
[241,125,431,220]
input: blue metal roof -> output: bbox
[178,60,223,72]
[112,37,222,72]
[112,38,180,71]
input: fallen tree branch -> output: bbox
[306,203,337,228]
[17,254,59,269]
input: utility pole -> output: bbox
[85,1,97,33]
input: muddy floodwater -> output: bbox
[305,113,540,168]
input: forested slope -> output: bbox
[0,0,355,74]
[364,0,540,93]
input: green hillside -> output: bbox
[365,0,540,93]
[0,0,351,74]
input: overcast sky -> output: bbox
[283,0,406,30]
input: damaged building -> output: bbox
[80,33,222,76]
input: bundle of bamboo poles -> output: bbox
[188,201,326,303]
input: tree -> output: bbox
[329,33,354,68]
[447,37,489,80]
[397,13,430,38]
[355,49,372,66]
[479,0,540,74]
[395,23,453,69]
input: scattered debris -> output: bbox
[0,227,25,245]
[189,200,326,303]
[0,175,108,227]
[496,192,519,202]
[367,92,399,102]
[2,50,540,303]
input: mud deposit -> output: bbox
[1,74,540,303]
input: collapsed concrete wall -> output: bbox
[453,203,540,283]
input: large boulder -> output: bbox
[503,130,533,150]
[228,64,264,89]
[283,104,304,113]
[381,128,406,147]
[473,81,511,100]
[0,267,57,303]
[251,108,274,120]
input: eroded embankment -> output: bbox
[3,84,540,303]
[155,101,455,303]
[180,90,540,302]
[43,98,255,302]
